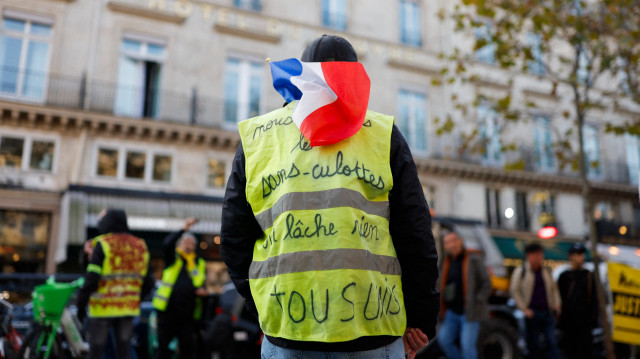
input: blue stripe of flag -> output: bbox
[269,58,304,103]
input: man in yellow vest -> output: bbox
[221,35,439,358]
[76,209,153,359]
[153,218,207,359]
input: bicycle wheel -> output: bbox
[17,325,64,359]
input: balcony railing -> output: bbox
[422,131,635,186]
[1,67,636,187]
[0,66,231,127]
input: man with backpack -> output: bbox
[509,243,561,359]
[557,243,598,359]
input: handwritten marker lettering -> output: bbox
[252,116,293,140]
[352,216,380,241]
[291,134,313,153]
[311,151,385,190]
[268,280,401,325]
[283,213,338,240]
[262,163,300,198]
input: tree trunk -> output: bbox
[576,88,616,359]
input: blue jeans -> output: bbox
[437,310,479,359]
[261,336,405,359]
[525,309,560,359]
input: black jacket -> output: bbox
[220,125,439,351]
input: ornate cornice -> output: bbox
[0,100,240,150]
[415,157,638,200]
[107,1,186,24]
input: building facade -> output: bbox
[0,0,638,278]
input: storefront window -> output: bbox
[97,148,118,177]
[125,151,146,179]
[29,140,54,171]
[0,209,50,273]
[0,137,24,168]
[152,154,172,182]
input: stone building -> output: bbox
[0,0,637,280]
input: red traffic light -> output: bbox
[538,226,558,239]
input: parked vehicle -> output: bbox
[0,297,23,359]
[18,277,87,359]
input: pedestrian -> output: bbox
[557,243,598,359]
[76,209,154,359]
[509,243,561,359]
[220,34,439,359]
[437,231,492,359]
[153,218,207,359]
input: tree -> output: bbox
[438,1,640,357]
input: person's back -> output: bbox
[221,35,439,358]
[558,243,597,359]
[77,209,151,359]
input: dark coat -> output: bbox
[440,250,492,321]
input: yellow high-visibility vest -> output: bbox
[153,256,206,319]
[88,233,149,318]
[238,102,406,343]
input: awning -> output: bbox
[493,236,588,261]
[57,185,224,263]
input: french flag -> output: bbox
[269,58,371,146]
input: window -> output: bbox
[323,0,347,31]
[152,154,172,182]
[475,22,495,64]
[625,134,639,185]
[224,57,262,126]
[29,140,54,171]
[478,103,502,165]
[207,158,226,188]
[114,37,164,119]
[94,146,172,183]
[533,115,554,171]
[486,188,501,228]
[399,0,421,47]
[577,49,590,86]
[528,33,545,75]
[397,89,427,152]
[515,191,530,231]
[0,135,55,171]
[0,15,52,100]
[618,57,631,95]
[96,148,119,177]
[125,151,146,180]
[0,137,24,168]
[582,124,601,177]
[234,0,262,11]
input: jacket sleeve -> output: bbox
[76,241,105,320]
[141,260,155,299]
[388,125,440,339]
[220,144,264,317]
[509,267,528,311]
[473,255,492,302]
[163,230,184,266]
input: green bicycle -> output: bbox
[18,277,88,359]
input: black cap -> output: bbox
[301,34,358,62]
[568,243,587,254]
[524,242,544,254]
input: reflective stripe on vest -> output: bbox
[152,256,206,319]
[88,233,149,318]
[239,103,406,343]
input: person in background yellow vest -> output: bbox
[221,35,439,359]
[153,218,207,359]
[76,208,154,359]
